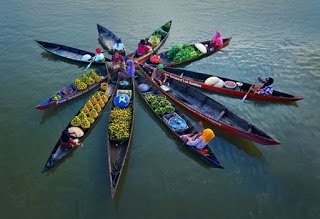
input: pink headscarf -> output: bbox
[211,31,223,47]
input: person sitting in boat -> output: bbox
[93,47,105,62]
[112,38,126,57]
[210,31,223,48]
[251,77,274,95]
[107,50,126,78]
[136,39,152,57]
[151,64,168,85]
[59,129,81,150]
[180,122,215,151]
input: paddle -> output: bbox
[85,57,96,70]
[241,80,258,103]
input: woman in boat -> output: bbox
[251,77,274,95]
[180,122,215,151]
[136,39,151,57]
[151,64,168,85]
[112,38,126,57]
[60,129,81,150]
[94,47,105,62]
[210,31,223,48]
[107,50,126,79]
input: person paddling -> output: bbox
[210,31,223,48]
[251,77,274,95]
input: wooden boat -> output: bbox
[35,40,111,64]
[97,24,120,52]
[135,74,222,168]
[107,77,135,198]
[145,38,231,67]
[42,81,116,172]
[35,71,107,110]
[127,20,172,64]
[162,67,303,102]
[137,64,280,145]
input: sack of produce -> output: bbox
[213,79,225,88]
[150,55,161,64]
[82,54,92,61]
[194,43,207,54]
[138,84,149,92]
[204,76,220,86]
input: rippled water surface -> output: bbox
[0,0,320,218]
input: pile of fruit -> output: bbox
[52,94,61,101]
[146,93,175,115]
[108,107,132,141]
[148,35,160,47]
[73,69,102,91]
[166,44,202,63]
[70,91,109,129]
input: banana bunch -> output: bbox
[89,109,98,119]
[87,117,95,124]
[98,99,105,108]
[98,91,109,103]
[74,79,88,91]
[91,96,98,105]
[80,106,90,115]
[81,118,90,129]
[94,104,101,113]
[71,116,81,126]
[94,92,101,100]
[88,69,98,78]
[85,100,94,110]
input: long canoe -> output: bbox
[97,24,120,52]
[35,40,111,64]
[145,38,231,67]
[162,67,303,102]
[127,20,172,63]
[135,74,222,168]
[35,71,107,110]
[107,77,135,198]
[137,64,280,145]
[42,81,116,172]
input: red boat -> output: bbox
[145,38,231,67]
[137,64,280,145]
[162,67,303,102]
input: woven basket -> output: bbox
[100,83,108,91]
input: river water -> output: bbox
[0,0,319,218]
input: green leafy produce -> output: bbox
[151,101,161,109]
[165,105,175,113]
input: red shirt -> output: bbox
[112,54,124,64]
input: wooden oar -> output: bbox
[85,57,96,70]
[241,80,258,103]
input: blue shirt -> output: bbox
[258,85,273,95]
[94,53,105,62]
[113,43,125,51]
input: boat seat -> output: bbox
[216,110,226,121]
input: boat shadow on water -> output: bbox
[178,108,266,161]
[42,147,78,175]
[193,87,300,108]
